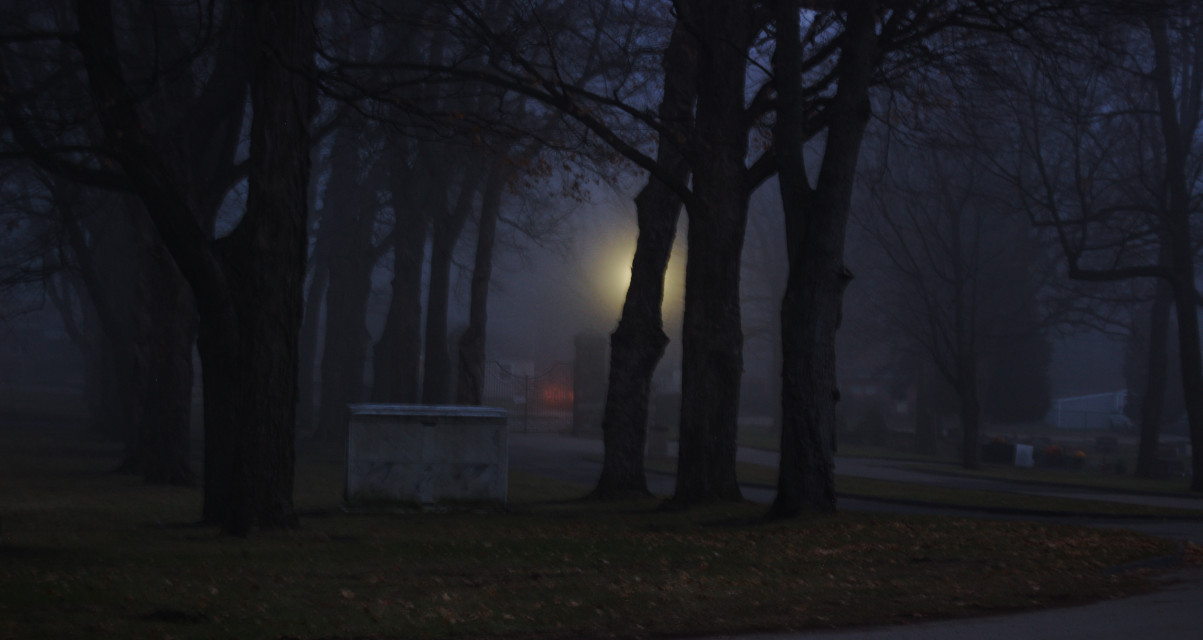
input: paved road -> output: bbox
[508,433,1203,640]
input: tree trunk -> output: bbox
[315,137,385,442]
[1171,277,1203,491]
[134,255,196,485]
[69,200,146,446]
[1150,13,1203,490]
[456,158,507,405]
[770,0,875,517]
[120,241,196,485]
[297,254,328,435]
[217,0,314,533]
[913,370,938,455]
[62,189,195,485]
[372,153,427,403]
[73,0,312,530]
[956,367,981,470]
[422,163,481,405]
[198,317,238,525]
[592,22,696,500]
[671,2,757,505]
[1135,278,1171,478]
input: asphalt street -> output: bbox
[507,432,1203,640]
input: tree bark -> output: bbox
[671,2,757,506]
[61,196,146,446]
[316,135,386,441]
[956,359,981,470]
[422,162,481,405]
[456,158,508,405]
[592,22,696,500]
[218,0,315,533]
[119,240,196,486]
[297,251,329,435]
[1135,278,1171,478]
[913,365,938,455]
[770,0,875,517]
[60,186,195,484]
[372,150,427,403]
[1150,13,1203,490]
[72,0,317,529]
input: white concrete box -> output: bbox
[345,404,509,507]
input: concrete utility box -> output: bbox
[345,404,509,507]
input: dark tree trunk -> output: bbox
[73,0,312,531]
[1150,14,1203,490]
[61,188,195,484]
[422,164,480,405]
[913,370,938,455]
[66,200,146,446]
[1171,276,1203,491]
[671,2,756,505]
[198,316,239,525]
[373,153,427,403]
[119,241,196,485]
[456,159,507,405]
[315,136,385,442]
[297,254,328,435]
[215,0,315,533]
[956,365,981,470]
[592,22,696,500]
[197,0,319,531]
[953,298,980,471]
[131,253,196,485]
[1135,278,1171,478]
[770,0,875,517]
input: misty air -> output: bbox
[1,1,1201,638]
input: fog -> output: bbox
[2,0,1201,527]
[0,173,1129,425]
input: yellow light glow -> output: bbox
[613,261,633,298]
[599,247,684,320]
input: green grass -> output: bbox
[0,420,1193,640]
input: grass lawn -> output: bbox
[0,418,1195,640]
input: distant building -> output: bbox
[1046,390,1128,430]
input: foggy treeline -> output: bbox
[2,0,1201,533]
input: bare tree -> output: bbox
[985,2,1203,487]
[1,1,247,487]
[314,125,390,442]
[592,19,696,499]
[68,0,317,531]
[371,138,429,403]
[767,0,1082,515]
[858,146,1051,469]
